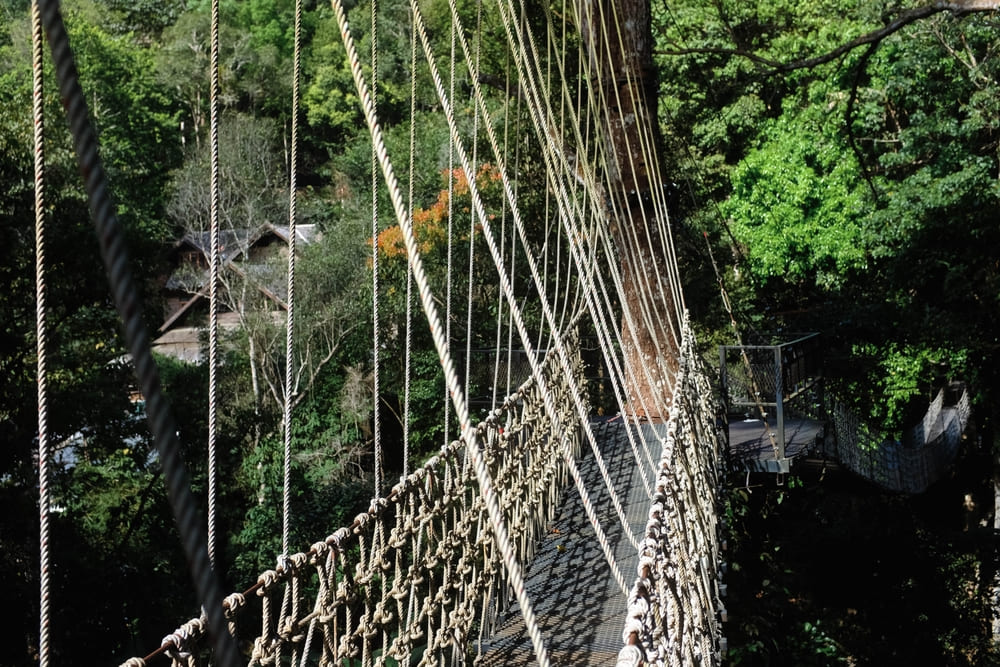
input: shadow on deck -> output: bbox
[476,420,661,666]
[728,416,825,474]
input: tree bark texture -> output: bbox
[578,0,680,418]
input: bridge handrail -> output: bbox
[720,333,822,411]
[719,331,821,352]
[120,331,585,667]
[618,321,726,666]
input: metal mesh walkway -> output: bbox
[478,420,663,665]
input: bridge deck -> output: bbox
[477,419,659,666]
[728,416,825,473]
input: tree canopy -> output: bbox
[1,0,998,664]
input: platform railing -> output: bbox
[719,333,823,472]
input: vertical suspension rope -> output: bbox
[505,99,520,402]
[207,0,222,568]
[32,2,51,664]
[371,0,383,495]
[490,51,511,412]
[35,2,238,663]
[330,1,551,660]
[463,0,483,411]
[403,5,418,479]
[283,0,303,559]
[443,12,457,449]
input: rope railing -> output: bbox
[119,331,585,667]
[618,319,726,667]
[825,384,970,494]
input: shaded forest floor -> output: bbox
[725,442,999,666]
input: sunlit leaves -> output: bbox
[726,105,868,289]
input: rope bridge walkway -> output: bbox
[29,0,727,662]
[720,337,970,490]
[824,384,971,494]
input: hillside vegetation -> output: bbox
[1,0,997,663]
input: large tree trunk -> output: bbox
[578,0,680,419]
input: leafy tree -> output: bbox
[96,0,187,43]
[725,96,869,292]
[1,6,185,664]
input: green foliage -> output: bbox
[96,0,187,41]
[845,343,967,430]
[660,1,1000,449]
[726,97,869,289]
[67,17,183,243]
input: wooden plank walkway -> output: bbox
[476,419,662,666]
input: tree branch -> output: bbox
[658,1,1000,72]
[846,42,881,200]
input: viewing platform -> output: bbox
[728,415,825,473]
[720,333,824,474]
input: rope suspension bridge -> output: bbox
[31,0,726,662]
[26,0,970,664]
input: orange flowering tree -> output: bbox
[371,162,505,451]
[375,162,502,263]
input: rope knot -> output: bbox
[160,617,204,661]
[223,592,246,619]
[328,526,351,552]
[257,569,280,592]
[310,540,329,563]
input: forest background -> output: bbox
[1,0,998,664]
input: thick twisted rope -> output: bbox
[443,0,648,528]
[442,11,457,450]
[32,2,51,664]
[207,0,222,568]
[402,3,418,479]
[35,3,238,664]
[463,0,482,406]
[370,0,383,495]
[283,0,303,560]
[580,0,684,356]
[520,0,683,422]
[275,7,305,662]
